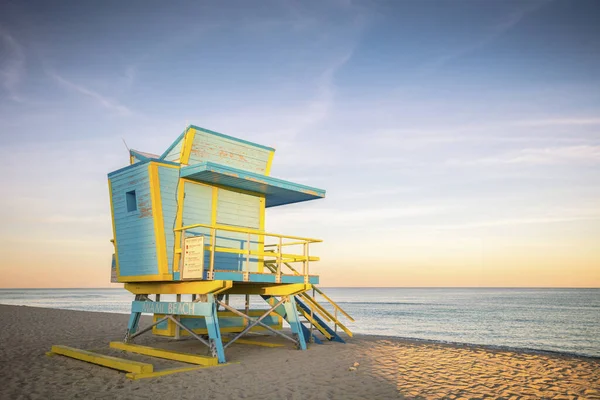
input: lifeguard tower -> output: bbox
[105,125,353,365]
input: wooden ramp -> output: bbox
[109,342,218,366]
[48,343,226,380]
[48,345,153,374]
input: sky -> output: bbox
[0,0,599,288]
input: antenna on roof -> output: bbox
[122,138,130,152]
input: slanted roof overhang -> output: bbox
[180,162,325,207]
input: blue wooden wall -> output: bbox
[214,187,261,272]
[163,138,183,163]
[182,182,214,268]
[110,163,158,277]
[180,182,262,273]
[188,130,271,174]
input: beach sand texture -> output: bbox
[1,304,599,399]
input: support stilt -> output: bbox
[123,293,226,363]
[284,295,307,350]
[204,294,226,363]
[125,294,143,342]
[261,295,307,350]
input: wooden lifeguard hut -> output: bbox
[106,125,353,365]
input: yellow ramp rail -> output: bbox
[264,261,354,338]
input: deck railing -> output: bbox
[174,223,321,282]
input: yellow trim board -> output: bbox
[119,273,173,283]
[125,280,232,295]
[49,345,153,374]
[180,127,196,165]
[150,161,179,169]
[148,163,169,276]
[110,342,217,366]
[107,179,120,278]
[173,178,186,273]
[265,150,275,176]
[224,283,310,296]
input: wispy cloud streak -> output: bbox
[431,215,600,230]
[0,27,25,102]
[421,1,549,73]
[516,118,600,127]
[449,145,600,166]
[48,71,132,116]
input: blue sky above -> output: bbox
[1,0,599,287]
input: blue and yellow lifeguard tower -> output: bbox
[104,125,353,366]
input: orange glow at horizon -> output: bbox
[1,232,598,288]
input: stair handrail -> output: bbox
[264,261,355,323]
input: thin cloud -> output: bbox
[431,215,600,230]
[277,50,354,141]
[122,65,136,89]
[270,205,447,226]
[48,71,132,116]
[368,116,600,150]
[0,27,25,102]
[421,1,548,73]
[515,118,600,127]
[201,49,354,158]
[449,145,600,166]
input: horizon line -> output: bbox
[1,286,598,290]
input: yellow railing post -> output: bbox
[334,308,338,333]
[303,242,308,284]
[276,237,282,283]
[244,232,250,281]
[305,242,310,284]
[172,222,322,283]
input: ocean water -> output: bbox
[1,288,598,358]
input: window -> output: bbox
[126,190,137,212]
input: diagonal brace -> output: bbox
[220,297,286,349]
[217,300,298,347]
[128,316,170,341]
[167,315,211,348]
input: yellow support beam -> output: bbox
[109,342,217,366]
[125,362,234,380]
[224,283,310,296]
[49,345,153,374]
[125,280,232,295]
[118,273,173,283]
[127,365,206,380]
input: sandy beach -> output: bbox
[1,304,599,400]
